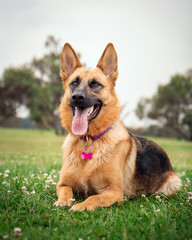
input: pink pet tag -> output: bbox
[81,151,92,160]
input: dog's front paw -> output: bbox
[70,202,96,211]
[54,199,72,207]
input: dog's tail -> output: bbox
[157,171,182,196]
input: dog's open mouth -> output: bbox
[72,103,102,136]
[87,103,101,120]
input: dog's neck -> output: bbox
[80,125,111,141]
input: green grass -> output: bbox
[0,128,191,240]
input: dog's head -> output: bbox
[59,43,121,136]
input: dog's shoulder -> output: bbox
[128,132,173,176]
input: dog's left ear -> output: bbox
[97,43,118,84]
[60,43,82,81]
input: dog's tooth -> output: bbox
[88,106,94,115]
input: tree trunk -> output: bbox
[189,126,192,141]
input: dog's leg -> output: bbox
[70,188,123,211]
[54,185,73,207]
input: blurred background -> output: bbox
[0,0,192,140]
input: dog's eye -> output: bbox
[70,77,80,87]
[89,79,102,89]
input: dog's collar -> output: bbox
[80,125,111,141]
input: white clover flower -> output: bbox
[45,185,50,189]
[52,182,57,185]
[2,181,7,185]
[4,174,9,178]
[13,177,19,181]
[31,174,35,179]
[14,227,21,233]
[23,178,28,184]
[156,209,161,213]
[22,186,26,192]
[43,173,48,178]
[53,175,57,179]
[5,170,10,174]
[3,235,9,239]
[46,179,54,185]
[186,178,190,184]
[14,227,22,237]
[155,195,161,201]
[45,180,49,185]
[0,172,3,176]
[31,190,35,195]
[70,198,75,202]
[51,169,56,174]
[141,194,146,198]
[8,190,12,194]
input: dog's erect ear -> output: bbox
[97,43,118,84]
[60,43,82,81]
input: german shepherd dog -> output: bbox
[54,43,181,211]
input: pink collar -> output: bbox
[81,125,111,141]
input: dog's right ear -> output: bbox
[60,43,82,81]
[97,43,118,85]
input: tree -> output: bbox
[29,35,64,134]
[182,69,192,140]
[0,36,63,133]
[0,67,37,124]
[136,70,192,140]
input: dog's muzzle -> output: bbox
[69,91,102,136]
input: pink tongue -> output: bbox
[72,107,92,135]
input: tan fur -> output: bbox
[54,43,181,211]
[157,172,182,196]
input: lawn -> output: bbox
[0,128,191,240]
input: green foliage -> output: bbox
[26,36,64,132]
[0,36,65,133]
[0,128,191,240]
[136,69,192,140]
[135,97,150,120]
[0,67,37,123]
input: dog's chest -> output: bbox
[66,156,108,195]
[62,135,114,194]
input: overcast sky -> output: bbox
[0,0,192,127]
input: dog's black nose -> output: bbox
[70,91,87,107]
[72,92,86,102]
